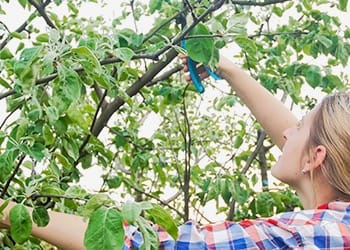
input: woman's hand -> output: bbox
[179,53,211,82]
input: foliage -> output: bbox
[0,0,349,249]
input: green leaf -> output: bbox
[80,154,93,169]
[36,33,49,43]
[149,0,162,14]
[335,40,349,66]
[317,35,333,49]
[18,0,27,8]
[339,0,348,11]
[32,206,50,227]
[322,74,344,90]
[40,183,64,196]
[72,46,101,71]
[234,36,257,56]
[68,2,79,14]
[302,0,312,10]
[10,31,26,39]
[0,131,5,145]
[9,204,32,244]
[16,42,25,53]
[305,65,322,88]
[186,22,214,66]
[54,152,72,169]
[233,134,243,148]
[65,185,87,197]
[84,207,124,250]
[29,143,46,161]
[0,48,14,59]
[136,216,159,250]
[147,204,178,240]
[272,6,283,17]
[83,194,112,218]
[0,199,10,221]
[57,65,81,103]
[106,176,122,189]
[121,201,142,225]
[63,138,79,161]
[115,47,135,62]
[19,143,46,161]
[42,124,55,145]
[0,76,11,89]
[14,46,42,82]
[66,104,90,132]
[0,153,14,183]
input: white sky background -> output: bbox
[1,0,350,221]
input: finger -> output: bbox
[199,71,210,80]
[183,65,189,73]
[185,74,192,82]
[196,65,207,75]
[178,53,187,59]
[180,57,187,66]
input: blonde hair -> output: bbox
[308,92,350,196]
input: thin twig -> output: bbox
[230,0,291,6]
[132,184,184,218]
[30,193,88,202]
[0,154,26,198]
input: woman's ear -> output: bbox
[312,145,327,169]
[303,145,327,173]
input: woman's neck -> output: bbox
[294,174,337,209]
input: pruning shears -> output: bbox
[178,13,221,94]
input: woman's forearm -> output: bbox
[217,56,297,150]
[1,199,86,250]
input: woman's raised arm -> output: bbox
[1,199,86,250]
[217,56,298,150]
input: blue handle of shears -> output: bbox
[181,40,205,93]
[181,40,221,93]
[187,56,205,93]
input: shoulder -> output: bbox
[174,201,350,249]
[273,200,350,225]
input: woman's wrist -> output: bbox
[216,55,237,80]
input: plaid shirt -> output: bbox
[124,201,350,249]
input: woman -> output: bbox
[1,55,350,249]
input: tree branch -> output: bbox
[230,0,291,6]
[241,129,266,174]
[28,0,57,29]
[0,0,52,50]
[258,132,269,191]
[181,86,192,221]
[90,48,178,136]
[146,65,183,87]
[227,129,266,221]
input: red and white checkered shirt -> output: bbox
[124,200,350,249]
